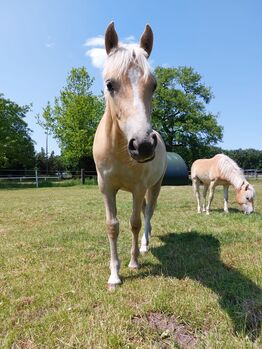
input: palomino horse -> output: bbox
[191,154,255,214]
[93,23,167,288]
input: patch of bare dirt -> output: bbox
[132,312,197,348]
[11,339,38,349]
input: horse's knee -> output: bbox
[130,217,141,234]
[106,218,119,238]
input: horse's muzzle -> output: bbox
[128,133,157,163]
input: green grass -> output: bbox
[0,181,261,348]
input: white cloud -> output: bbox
[84,34,137,70]
[83,36,104,47]
[86,48,107,69]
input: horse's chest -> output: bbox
[100,163,150,190]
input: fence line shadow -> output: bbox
[130,232,262,341]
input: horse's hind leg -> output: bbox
[140,178,162,253]
[206,180,216,215]
[128,190,146,269]
[192,177,201,213]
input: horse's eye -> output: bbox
[106,81,114,93]
[152,82,157,92]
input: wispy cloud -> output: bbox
[124,35,136,43]
[84,34,137,70]
[45,36,55,49]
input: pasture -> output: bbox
[0,182,261,348]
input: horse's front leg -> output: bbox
[202,185,208,212]
[128,190,145,269]
[102,189,121,288]
[223,185,229,213]
[140,178,162,253]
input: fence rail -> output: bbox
[0,168,261,188]
[0,169,97,187]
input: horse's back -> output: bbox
[191,158,211,178]
[191,154,230,185]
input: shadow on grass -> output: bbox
[209,207,241,214]
[135,232,262,341]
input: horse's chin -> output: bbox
[130,153,155,163]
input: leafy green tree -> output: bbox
[190,146,262,170]
[0,93,35,169]
[35,148,66,174]
[224,148,262,169]
[152,66,223,166]
[40,67,104,169]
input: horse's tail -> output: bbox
[190,162,198,194]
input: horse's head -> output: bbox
[103,22,157,163]
[236,182,255,214]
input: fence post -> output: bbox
[35,168,39,188]
[81,168,85,185]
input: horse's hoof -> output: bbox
[107,283,120,292]
[107,274,121,287]
[140,245,149,253]
[206,211,210,215]
[128,262,139,269]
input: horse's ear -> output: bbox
[105,22,118,55]
[245,183,249,191]
[140,24,153,58]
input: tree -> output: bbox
[40,67,104,169]
[35,148,66,174]
[0,93,35,169]
[152,66,223,166]
[224,148,262,169]
[36,101,53,174]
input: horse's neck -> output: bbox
[229,173,246,191]
[218,158,245,190]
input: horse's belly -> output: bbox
[215,179,230,186]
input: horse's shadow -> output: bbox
[210,207,240,214]
[135,232,262,341]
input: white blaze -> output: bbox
[124,67,151,141]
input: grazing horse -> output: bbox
[191,154,255,214]
[93,23,167,288]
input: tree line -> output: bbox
[1,66,261,174]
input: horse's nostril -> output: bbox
[128,138,137,152]
[152,133,157,147]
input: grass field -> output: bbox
[0,181,261,348]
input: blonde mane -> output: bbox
[103,44,152,80]
[217,154,245,189]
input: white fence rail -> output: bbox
[0,169,97,187]
[0,168,261,188]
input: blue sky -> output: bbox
[1,0,261,154]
